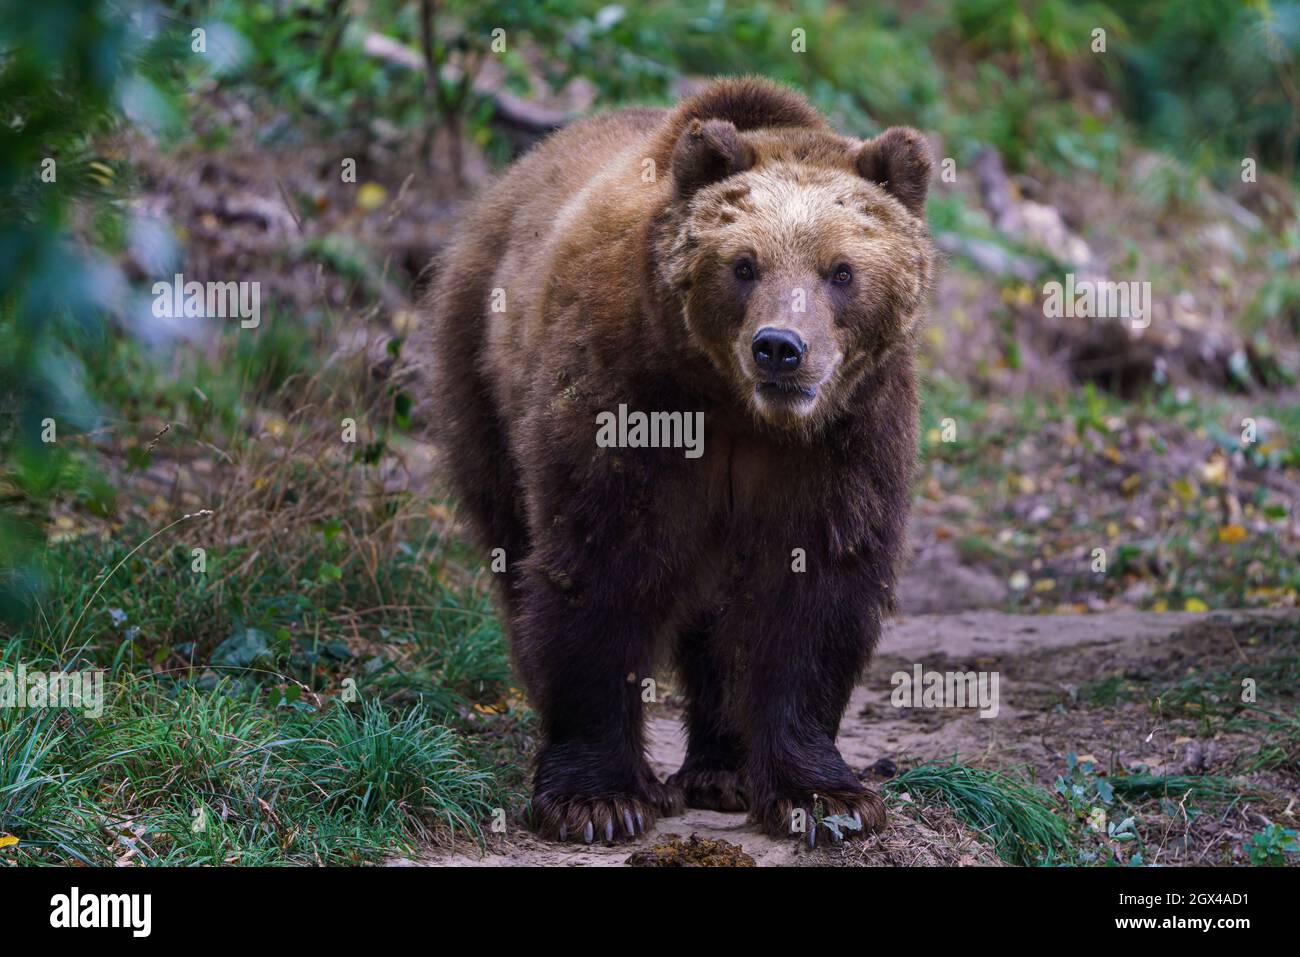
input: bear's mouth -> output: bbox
[756,381,817,401]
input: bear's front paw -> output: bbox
[754,788,886,849]
[666,766,749,812]
[531,792,665,844]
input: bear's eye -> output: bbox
[734,258,755,281]
[831,264,853,285]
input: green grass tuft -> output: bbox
[886,762,1072,866]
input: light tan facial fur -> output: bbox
[659,125,933,435]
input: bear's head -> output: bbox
[656,92,933,434]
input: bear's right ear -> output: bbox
[670,119,754,201]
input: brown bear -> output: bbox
[423,76,933,846]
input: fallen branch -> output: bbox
[361,31,572,138]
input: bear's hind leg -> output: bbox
[427,256,530,628]
[666,617,748,812]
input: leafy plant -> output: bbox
[1245,824,1299,866]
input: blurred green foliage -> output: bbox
[1118,0,1300,176]
[1,0,131,619]
[172,0,1300,175]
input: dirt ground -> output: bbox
[401,607,1299,867]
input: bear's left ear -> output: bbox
[671,119,754,201]
[855,127,932,216]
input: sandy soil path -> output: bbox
[404,608,1294,867]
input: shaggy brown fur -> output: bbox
[423,77,934,846]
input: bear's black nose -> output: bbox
[752,327,806,374]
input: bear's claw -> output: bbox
[755,789,886,848]
[533,793,663,844]
[533,769,682,845]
